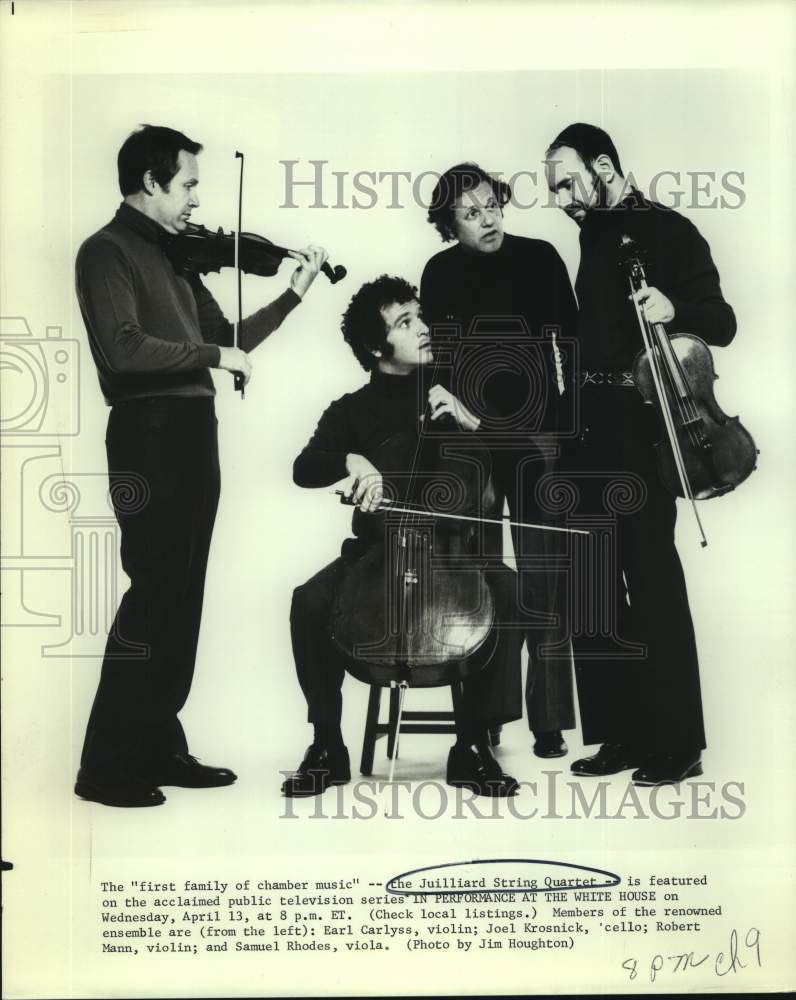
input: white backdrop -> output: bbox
[2,2,794,997]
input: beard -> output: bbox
[567,171,612,227]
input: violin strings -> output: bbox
[401,346,446,533]
[634,268,700,452]
[652,327,700,451]
[662,336,703,445]
[649,330,692,445]
[628,272,695,504]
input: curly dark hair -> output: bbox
[341,275,418,371]
[426,162,511,242]
[117,124,202,196]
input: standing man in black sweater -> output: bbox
[420,163,577,760]
[544,122,737,785]
[75,125,328,807]
[282,275,524,798]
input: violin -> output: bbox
[620,235,758,546]
[167,222,347,284]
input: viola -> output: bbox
[167,222,347,284]
[620,235,758,546]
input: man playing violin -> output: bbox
[544,122,737,785]
[282,275,524,798]
[74,124,328,807]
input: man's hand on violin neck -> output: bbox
[427,384,481,433]
[631,286,675,325]
[217,346,253,385]
[289,245,329,299]
[344,453,384,513]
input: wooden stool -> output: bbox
[360,682,501,776]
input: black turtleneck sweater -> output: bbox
[293,369,431,485]
[294,368,482,545]
[75,202,300,404]
[419,233,577,432]
[575,191,736,370]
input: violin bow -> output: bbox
[233,151,245,398]
[332,491,589,536]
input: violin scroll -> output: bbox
[323,262,347,284]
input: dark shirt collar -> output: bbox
[114,201,173,247]
[587,187,647,222]
[369,367,428,397]
[613,187,648,211]
[579,187,649,247]
[455,231,514,263]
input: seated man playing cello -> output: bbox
[282,275,524,798]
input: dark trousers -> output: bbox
[290,558,524,736]
[489,447,576,733]
[565,391,706,755]
[80,397,220,776]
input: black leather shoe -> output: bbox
[533,730,568,758]
[632,754,703,786]
[281,744,351,797]
[146,753,237,788]
[570,743,639,776]
[447,743,519,797]
[74,769,165,808]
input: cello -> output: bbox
[328,417,500,690]
[327,393,500,781]
[326,382,587,780]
